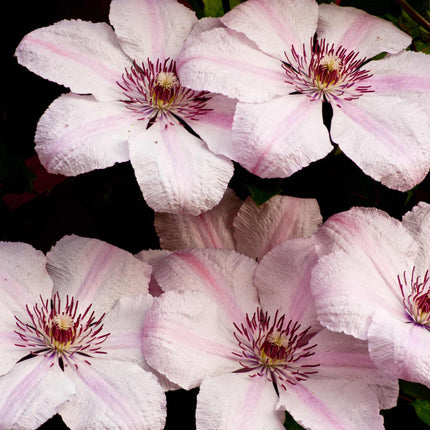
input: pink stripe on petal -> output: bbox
[370,75,430,92]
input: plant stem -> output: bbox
[395,0,430,32]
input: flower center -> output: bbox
[399,267,430,328]
[14,293,109,371]
[233,308,319,390]
[283,38,373,105]
[118,58,211,125]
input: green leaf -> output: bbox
[203,0,241,17]
[284,410,306,430]
[412,399,430,425]
[400,380,430,403]
[245,184,280,206]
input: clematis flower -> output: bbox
[154,188,322,259]
[15,0,235,215]
[142,243,398,429]
[311,202,430,388]
[0,235,166,429]
[177,0,430,191]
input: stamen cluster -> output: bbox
[14,293,109,371]
[118,58,212,124]
[399,268,430,328]
[233,308,319,390]
[283,38,373,105]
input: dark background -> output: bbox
[1,0,430,429]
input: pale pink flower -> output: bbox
[311,202,430,387]
[142,243,398,429]
[154,188,322,259]
[0,235,166,429]
[177,0,430,191]
[15,0,235,215]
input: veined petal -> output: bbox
[177,27,288,103]
[187,94,237,156]
[232,96,332,178]
[15,20,130,102]
[279,377,385,430]
[35,93,132,176]
[142,290,240,389]
[0,242,52,316]
[312,207,418,339]
[234,195,322,260]
[129,119,233,215]
[60,359,166,430]
[256,238,321,330]
[332,95,430,191]
[0,357,75,430]
[196,373,284,430]
[47,235,151,315]
[110,0,197,61]
[313,329,398,410]
[402,202,430,271]
[222,0,318,61]
[154,188,241,251]
[135,250,172,296]
[154,249,259,322]
[317,4,411,59]
[368,310,430,387]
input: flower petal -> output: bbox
[368,309,430,387]
[234,195,322,260]
[47,235,151,315]
[331,95,430,191]
[154,249,259,321]
[110,0,197,61]
[196,373,285,430]
[187,94,237,156]
[142,290,239,389]
[35,93,131,176]
[0,302,23,376]
[154,188,242,251]
[312,207,418,339]
[256,238,321,330]
[177,27,288,103]
[222,0,318,60]
[15,19,130,101]
[60,359,166,430]
[135,250,172,296]
[0,357,75,430]
[279,377,385,430]
[232,96,332,178]
[0,242,52,316]
[129,119,233,215]
[317,4,411,59]
[402,202,430,271]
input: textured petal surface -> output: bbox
[142,290,240,389]
[0,242,52,316]
[234,195,322,260]
[196,373,284,430]
[256,238,321,331]
[135,249,171,296]
[317,4,411,59]
[102,295,154,367]
[232,96,332,178]
[60,359,166,430]
[0,357,75,430]
[402,202,430,271]
[15,19,130,101]
[187,94,236,156]
[222,0,318,61]
[154,249,259,321]
[331,95,430,191]
[154,188,241,251]
[312,207,418,339]
[47,235,151,315]
[110,0,197,61]
[177,26,288,103]
[279,377,385,430]
[129,119,233,215]
[368,310,430,387]
[35,93,131,176]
